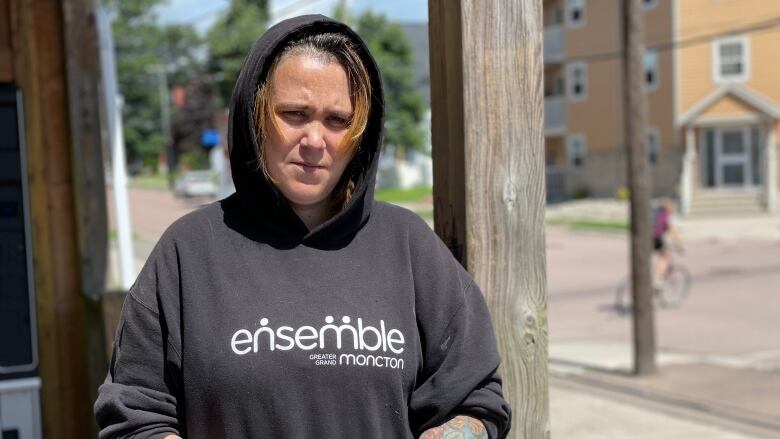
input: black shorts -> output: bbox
[653,237,665,251]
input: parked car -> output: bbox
[174,170,218,198]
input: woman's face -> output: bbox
[263,54,354,211]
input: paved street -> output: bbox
[547,227,780,359]
[111,188,780,437]
[546,226,780,438]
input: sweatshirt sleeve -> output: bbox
[406,215,512,438]
[94,236,184,438]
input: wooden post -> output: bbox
[429,1,549,437]
[61,2,109,425]
[622,0,656,375]
[0,0,12,82]
[9,0,107,435]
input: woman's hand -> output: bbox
[420,415,488,439]
[163,435,182,439]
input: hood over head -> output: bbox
[227,15,384,248]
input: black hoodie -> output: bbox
[95,15,511,439]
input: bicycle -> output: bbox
[615,249,691,312]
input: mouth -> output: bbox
[292,161,325,172]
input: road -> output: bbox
[547,227,780,361]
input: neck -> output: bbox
[289,200,336,231]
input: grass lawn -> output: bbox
[375,186,432,204]
[547,217,629,232]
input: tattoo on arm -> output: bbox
[419,415,488,439]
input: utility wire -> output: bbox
[561,15,780,64]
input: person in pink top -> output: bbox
[653,198,684,288]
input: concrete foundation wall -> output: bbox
[561,146,683,199]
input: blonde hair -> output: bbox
[254,32,372,209]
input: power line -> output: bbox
[558,14,780,65]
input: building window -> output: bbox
[566,134,587,170]
[713,36,749,83]
[642,0,658,10]
[566,0,586,29]
[647,127,660,166]
[644,50,659,90]
[566,61,587,101]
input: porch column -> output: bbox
[766,127,778,213]
[680,127,696,216]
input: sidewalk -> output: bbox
[549,341,780,438]
[546,198,780,242]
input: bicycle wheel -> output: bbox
[658,265,691,307]
[615,277,633,312]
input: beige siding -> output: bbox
[567,58,619,153]
[564,0,620,153]
[678,0,780,114]
[701,95,755,117]
[565,0,620,56]
[748,28,780,104]
[644,0,675,150]
[562,0,675,155]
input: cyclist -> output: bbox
[653,198,684,289]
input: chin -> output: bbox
[280,183,331,207]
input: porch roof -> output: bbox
[678,84,780,126]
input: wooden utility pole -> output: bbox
[622,0,656,375]
[429,1,549,437]
[6,0,108,436]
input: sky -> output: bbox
[156,0,428,33]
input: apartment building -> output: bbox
[544,0,780,215]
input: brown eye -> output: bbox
[328,115,349,128]
[281,110,306,123]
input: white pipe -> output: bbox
[680,127,695,217]
[767,128,778,213]
[98,7,136,289]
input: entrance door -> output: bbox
[715,127,752,187]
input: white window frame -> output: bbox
[566,60,587,102]
[565,0,586,29]
[566,134,587,171]
[642,0,659,11]
[712,35,749,84]
[647,127,660,167]
[643,49,660,91]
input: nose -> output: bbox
[300,122,326,150]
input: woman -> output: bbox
[653,198,684,288]
[95,15,510,438]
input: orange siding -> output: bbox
[701,95,755,117]
[677,0,780,114]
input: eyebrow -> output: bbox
[275,103,352,118]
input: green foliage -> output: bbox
[352,11,427,153]
[572,187,590,199]
[547,218,629,233]
[106,0,203,171]
[615,186,631,201]
[205,0,269,106]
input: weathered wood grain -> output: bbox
[429,1,549,437]
[0,0,12,81]
[62,0,108,301]
[9,0,95,436]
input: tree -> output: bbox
[206,0,269,106]
[106,0,203,171]
[353,11,427,154]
